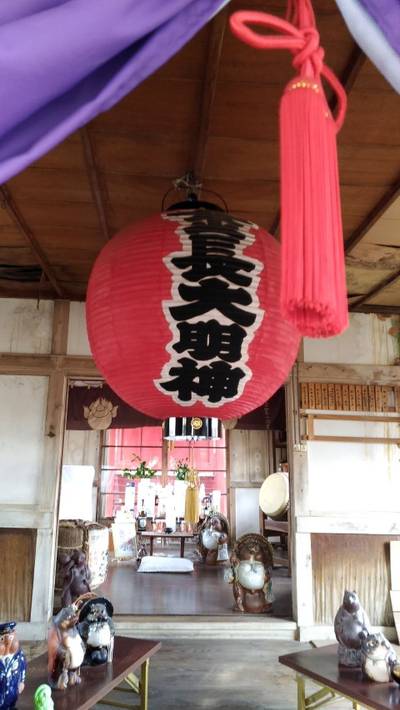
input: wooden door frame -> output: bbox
[0,301,100,638]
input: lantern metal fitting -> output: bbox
[163,416,221,440]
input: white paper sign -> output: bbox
[112,522,137,559]
[59,465,95,520]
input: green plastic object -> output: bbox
[33,684,54,709]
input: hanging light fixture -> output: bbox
[163,416,221,441]
[86,175,300,420]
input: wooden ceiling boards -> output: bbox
[0,0,398,312]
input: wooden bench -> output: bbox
[19,636,161,710]
[280,643,400,710]
[139,530,195,558]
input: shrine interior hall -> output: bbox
[0,1,400,709]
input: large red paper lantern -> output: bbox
[86,206,300,419]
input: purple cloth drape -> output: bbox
[358,0,400,54]
[0,0,228,183]
[335,0,400,93]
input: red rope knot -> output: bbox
[292,26,324,78]
[229,9,346,131]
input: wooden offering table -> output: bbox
[19,636,161,710]
[139,530,195,558]
[280,643,400,710]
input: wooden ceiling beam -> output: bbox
[350,303,400,315]
[193,7,228,183]
[349,267,400,310]
[298,361,400,385]
[0,283,55,300]
[80,126,111,242]
[345,174,400,254]
[0,288,85,301]
[0,352,99,377]
[0,185,65,297]
[330,46,365,111]
[268,45,365,236]
[269,210,280,238]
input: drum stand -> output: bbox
[261,513,291,574]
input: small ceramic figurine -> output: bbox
[198,513,229,565]
[59,550,91,607]
[78,597,114,665]
[227,534,273,614]
[34,684,54,709]
[48,604,86,690]
[0,621,26,709]
[361,632,397,682]
[334,590,370,667]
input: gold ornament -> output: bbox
[191,417,203,431]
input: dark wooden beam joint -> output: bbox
[80,126,111,243]
[349,268,400,311]
[193,7,228,183]
[0,352,99,377]
[346,172,400,310]
[0,184,64,298]
[329,47,365,115]
[345,174,400,255]
[269,210,280,238]
[350,303,400,315]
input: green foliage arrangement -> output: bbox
[174,459,191,481]
[122,453,156,480]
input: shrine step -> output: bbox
[113,615,297,640]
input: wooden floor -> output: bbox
[97,544,292,618]
[24,640,352,710]
[94,640,352,710]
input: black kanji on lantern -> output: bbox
[173,320,246,363]
[170,278,256,327]
[171,237,255,287]
[160,357,246,403]
[156,209,264,406]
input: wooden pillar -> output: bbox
[225,430,236,540]
[285,363,311,625]
[31,302,69,627]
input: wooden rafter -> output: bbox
[52,300,70,355]
[298,361,400,385]
[350,303,400,315]
[268,45,365,236]
[330,46,365,110]
[0,285,85,301]
[345,173,400,254]
[193,7,228,182]
[0,280,54,297]
[0,184,64,297]
[80,126,111,242]
[0,352,99,376]
[269,210,280,237]
[349,267,400,311]
[345,159,400,314]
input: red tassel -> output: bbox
[230,2,348,338]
